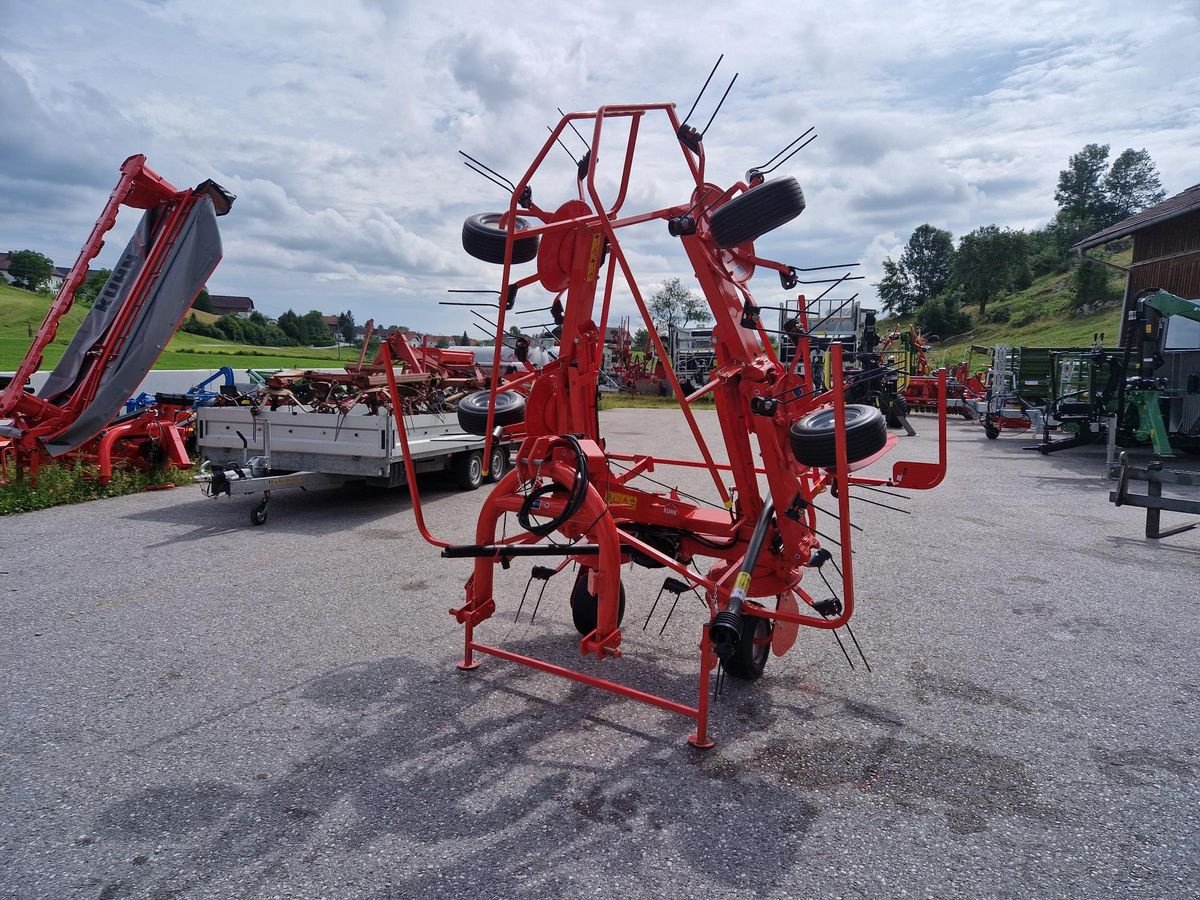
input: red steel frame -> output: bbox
[0,155,219,481]
[391,103,947,746]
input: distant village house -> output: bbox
[207,295,255,318]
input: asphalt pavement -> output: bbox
[1,409,1197,899]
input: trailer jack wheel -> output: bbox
[250,492,270,527]
[570,569,627,636]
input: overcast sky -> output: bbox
[3,0,1198,337]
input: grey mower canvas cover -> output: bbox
[38,195,222,456]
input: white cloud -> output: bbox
[1,0,1198,335]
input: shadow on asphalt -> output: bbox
[90,628,1064,898]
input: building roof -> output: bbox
[1075,183,1200,251]
[208,294,254,311]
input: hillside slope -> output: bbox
[903,251,1131,368]
[0,283,345,371]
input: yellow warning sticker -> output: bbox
[605,489,638,508]
[585,233,604,282]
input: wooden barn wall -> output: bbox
[1118,210,1200,341]
[1131,210,1200,263]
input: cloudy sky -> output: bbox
[3,0,1198,337]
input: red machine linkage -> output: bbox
[392,102,947,746]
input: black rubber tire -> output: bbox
[789,404,887,468]
[456,390,526,435]
[709,177,806,249]
[453,450,484,490]
[250,498,269,527]
[570,569,626,636]
[461,213,540,265]
[722,602,773,681]
[486,445,508,482]
[985,423,1000,440]
[886,397,908,429]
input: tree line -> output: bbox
[182,299,363,348]
[876,144,1166,336]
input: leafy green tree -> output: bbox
[299,310,332,345]
[648,277,711,333]
[337,310,356,344]
[1070,259,1117,310]
[460,330,470,346]
[1103,148,1166,221]
[1054,143,1111,244]
[435,337,450,349]
[899,225,955,301]
[632,328,650,353]
[248,310,268,326]
[75,268,112,307]
[277,310,301,343]
[876,256,916,315]
[953,226,1030,315]
[915,291,971,339]
[1053,144,1165,247]
[7,250,54,291]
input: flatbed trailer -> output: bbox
[194,405,515,525]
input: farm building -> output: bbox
[1076,182,1200,341]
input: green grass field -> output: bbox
[0,282,347,371]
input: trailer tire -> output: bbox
[708,177,806,249]
[985,422,1000,440]
[721,602,773,681]
[457,390,526,435]
[462,213,540,265]
[886,396,908,429]
[570,569,626,636]
[453,450,484,490]
[789,404,887,468]
[486,444,508,482]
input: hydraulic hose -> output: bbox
[516,434,590,537]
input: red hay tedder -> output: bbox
[0,155,234,484]
[386,98,948,747]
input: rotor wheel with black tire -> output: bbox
[708,177,806,250]
[456,390,526,435]
[570,569,626,636]
[985,422,1000,440]
[721,602,773,681]
[453,450,484,490]
[462,213,540,265]
[486,444,508,482]
[789,404,887,468]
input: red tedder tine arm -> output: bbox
[0,155,183,423]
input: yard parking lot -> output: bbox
[1,408,1197,899]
